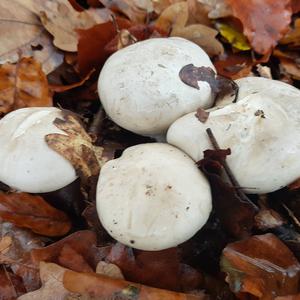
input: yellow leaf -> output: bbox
[217,22,251,51]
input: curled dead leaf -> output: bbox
[21,0,111,51]
[0,57,52,114]
[0,192,71,237]
[0,0,63,74]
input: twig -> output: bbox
[206,128,258,210]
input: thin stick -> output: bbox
[206,128,258,210]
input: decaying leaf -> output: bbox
[0,0,63,74]
[99,0,152,23]
[45,112,105,192]
[0,266,26,299]
[77,18,131,75]
[0,192,71,236]
[179,64,238,101]
[20,0,111,51]
[221,234,300,299]
[0,57,52,114]
[216,22,250,51]
[18,262,76,300]
[63,268,207,299]
[107,243,202,291]
[156,2,223,56]
[30,230,109,272]
[226,0,292,54]
[198,149,257,238]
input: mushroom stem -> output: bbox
[206,128,258,210]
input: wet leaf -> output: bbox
[45,112,105,194]
[63,268,207,299]
[221,233,300,299]
[0,193,71,237]
[0,0,63,74]
[216,22,250,51]
[77,18,131,75]
[22,0,111,52]
[226,0,292,54]
[198,149,257,238]
[0,57,52,114]
[179,64,238,101]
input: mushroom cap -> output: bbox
[96,143,212,251]
[98,37,215,137]
[167,90,300,194]
[215,77,300,109]
[0,107,77,193]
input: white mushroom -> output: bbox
[167,81,300,194]
[0,107,77,193]
[96,143,212,251]
[98,37,215,137]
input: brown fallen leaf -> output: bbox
[45,112,105,195]
[107,243,202,291]
[0,192,71,237]
[179,64,238,101]
[0,57,52,114]
[21,0,111,51]
[0,223,45,292]
[280,18,300,48]
[155,2,223,56]
[292,0,300,13]
[198,148,257,238]
[63,268,207,299]
[0,236,12,254]
[279,57,300,80]
[77,18,131,75]
[221,233,300,299]
[30,230,109,272]
[18,262,76,300]
[0,266,26,299]
[197,0,232,19]
[99,0,152,23]
[226,0,292,54]
[187,0,211,26]
[0,0,63,74]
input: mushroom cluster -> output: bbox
[167,77,300,194]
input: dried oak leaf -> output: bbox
[18,262,76,300]
[0,0,63,74]
[221,233,300,299]
[0,192,71,237]
[21,0,111,51]
[198,149,257,238]
[107,243,202,291]
[155,2,223,56]
[226,0,292,54]
[63,268,207,300]
[45,112,105,191]
[99,0,152,23]
[179,64,238,101]
[0,57,52,114]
